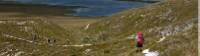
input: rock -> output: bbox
[143,49,159,56]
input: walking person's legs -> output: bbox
[136,42,143,52]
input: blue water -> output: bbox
[15,0,149,16]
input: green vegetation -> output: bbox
[0,0,197,56]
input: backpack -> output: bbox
[136,32,144,44]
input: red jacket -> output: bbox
[136,32,144,44]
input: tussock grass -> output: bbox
[0,0,197,56]
[77,0,198,56]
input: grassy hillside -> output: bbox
[0,0,197,56]
[0,16,87,56]
[77,0,197,56]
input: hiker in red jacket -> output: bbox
[135,32,144,52]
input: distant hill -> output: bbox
[116,0,161,3]
[0,3,83,16]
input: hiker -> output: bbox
[135,32,144,52]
